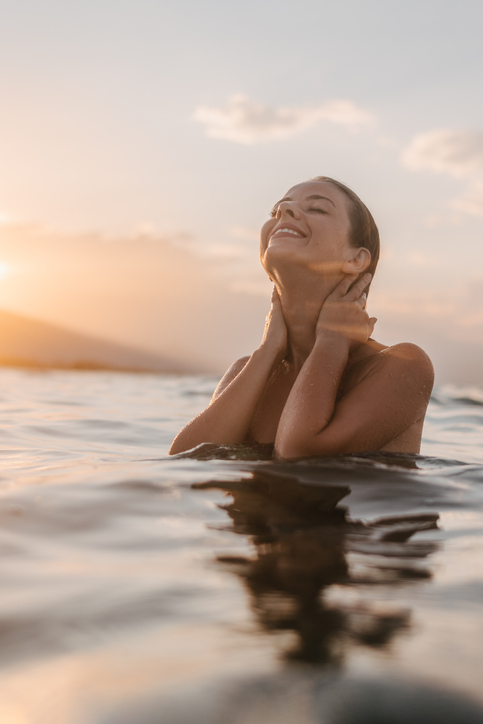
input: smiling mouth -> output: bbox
[270,227,305,240]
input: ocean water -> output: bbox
[0,368,482,723]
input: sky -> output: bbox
[1,0,483,382]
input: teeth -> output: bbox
[274,228,302,237]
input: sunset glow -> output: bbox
[0,1,480,382]
[0,4,482,723]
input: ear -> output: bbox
[341,247,371,275]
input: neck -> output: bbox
[274,271,336,371]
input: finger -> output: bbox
[345,272,372,301]
[271,285,280,305]
[330,273,358,298]
[357,292,367,309]
[347,272,371,301]
[369,317,377,336]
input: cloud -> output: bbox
[193,94,374,144]
[401,129,483,177]
[452,181,483,217]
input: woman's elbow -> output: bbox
[169,429,194,455]
[168,439,183,455]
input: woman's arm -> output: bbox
[274,274,434,459]
[169,288,287,454]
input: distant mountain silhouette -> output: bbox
[0,309,208,373]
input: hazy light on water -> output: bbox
[0,371,480,721]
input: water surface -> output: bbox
[0,369,482,723]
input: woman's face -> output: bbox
[260,180,354,279]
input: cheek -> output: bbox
[313,226,351,259]
[260,219,275,256]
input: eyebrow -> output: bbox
[275,194,336,208]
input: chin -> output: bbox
[264,240,304,261]
[263,250,314,288]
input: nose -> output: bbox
[277,200,300,219]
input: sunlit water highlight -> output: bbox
[0,369,482,723]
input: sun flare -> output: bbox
[0,263,10,280]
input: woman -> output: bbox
[170,177,434,459]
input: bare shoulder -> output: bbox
[384,343,434,377]
[211,356,250,400]
[377,343,434,400]
[223,355,251,380]
[350,341,433,386]
[341,341,434,430]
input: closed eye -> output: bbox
[269,204,328,217]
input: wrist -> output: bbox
[314,331,351,355]
[255,342,285,364]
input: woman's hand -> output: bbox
[260,286,288,363]
[170,288,288,454]
[316,272,377,350]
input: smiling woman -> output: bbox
[170,177,434,459]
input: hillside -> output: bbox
[0,309,205,374]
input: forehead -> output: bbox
[284,180,349,210]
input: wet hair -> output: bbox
[310,176,380,288]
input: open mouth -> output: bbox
[270,226,306,241]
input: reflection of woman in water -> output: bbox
[170,177,434,458]
[195,469,438,664]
